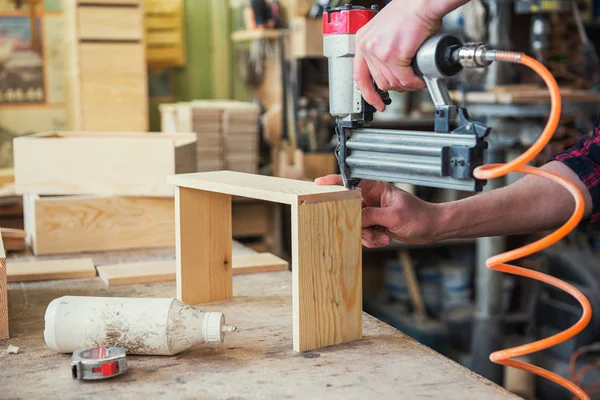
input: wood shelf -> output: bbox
[231,29,286,42]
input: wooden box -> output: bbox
[14,132,197,196]
[23,194,175,255]
[64,0,148,131]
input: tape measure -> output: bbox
[71,346,128,380]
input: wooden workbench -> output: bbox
[0,249,517,399]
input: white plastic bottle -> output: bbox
[44,296,236,355]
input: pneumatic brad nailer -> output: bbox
[322,4,498,192]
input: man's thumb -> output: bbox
[362,207,397,229]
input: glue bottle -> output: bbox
[44,296,237,355]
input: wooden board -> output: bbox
[97,253,288,286]
[292,198,362,352]
[168,171,361,206]
[0,234,6,339]
[14,131,197,196]
[6,258,96,282]
[0,168,14,187]
[1,228,26,251]
[23,195,175,255]
[77,5,143,41]
[175,187,232,304]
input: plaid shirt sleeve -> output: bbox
[549,116,600,224]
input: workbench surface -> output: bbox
[0,250,517,399]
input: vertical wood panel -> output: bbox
[175,187,232,304]
[292,198,362,352]
[0,235,8,339]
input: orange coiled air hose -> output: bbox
[472,53,593,399]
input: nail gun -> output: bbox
[323,4,497,191]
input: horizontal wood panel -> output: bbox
[80,73,148,131]
[79,43,145,75]
[26,196,174,255]
[14,132,195,196]
[7,258,96,282]
[146,31,180,46]
[78,0,141,4]
[77,5,143,41]
[168,171,360,205]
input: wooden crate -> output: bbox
[64,0,148,131]
[14,131,197,196]
[23,194,175,255]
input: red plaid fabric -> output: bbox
[550,116,600,223]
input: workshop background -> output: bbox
[0,0,600,398]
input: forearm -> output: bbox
[434,161,593,240]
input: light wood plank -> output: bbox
[168,171,360,205]
[14,132,196,196]
[80,73,148,131]
[0,168,14,187]
[77,5,143,41]
[0,235,7,339]
[292,198,362,352]
[7,258,96,283]
[1,228,26,251]
[79,43,145,75]
[176,187,232,304]
[24,195,175,255]
[97,253,288,286]
[233,253,287,274]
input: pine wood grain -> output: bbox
[168,171,360,205]
[292,198,362,352]
[0,235,7,339]
[97,253,288,287]
[77,5,143,41]
[176,187,232,304]
[1,228,26,251]
[7,258,96,283]
[24,195,175,255]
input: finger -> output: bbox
[373,61,403,91]
[364,54,391,94]
[314,174,343,186]
[358,180,393,207]
[362,227,391,247]
[362,206,399,229]
[353,49,385,112]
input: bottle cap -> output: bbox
[203,312,225,343]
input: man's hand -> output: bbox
[355,0,470,112]
[315,175,441,248]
